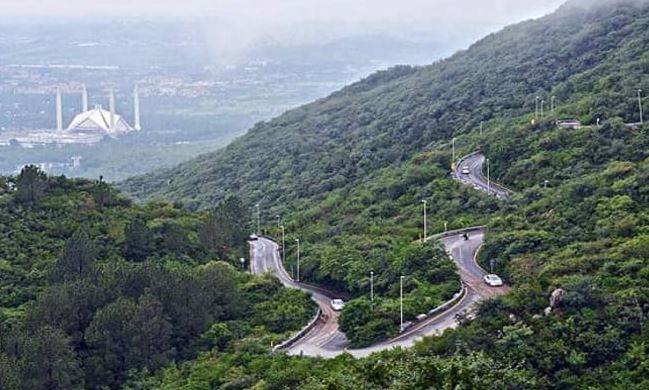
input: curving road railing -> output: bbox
[249,152,510,357]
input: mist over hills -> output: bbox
[121,0,649,211]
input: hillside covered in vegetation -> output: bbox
[5,0,649,388]
[122,0,649,347]
[0,169,312,389]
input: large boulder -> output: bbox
[550,288,566,309]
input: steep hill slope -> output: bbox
[34,1,649,388]
[120,0,649,347]
[122,0,648,210]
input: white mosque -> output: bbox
[0,85,142,146]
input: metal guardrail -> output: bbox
[250,235,327,353]
[454,152,516,196]
[427,282,466,317]
[272,307,322,352]
[256,227,488,352]
[427,225,486,241]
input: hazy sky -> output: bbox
[1,0,568,65]
[4,0,564,23]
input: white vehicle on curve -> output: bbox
[330,299,345,311]
[483,274,504,287]
[461,166,471,174]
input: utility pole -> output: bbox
[295,238,300,282]
[400,275,405,332]
[451,137,456,170]
[280,225,285,264]
[486,158,491,194]
[421,199,428,243]
[639,89,644,125]
[551,95,556,114]
[370,271,374,310]
[480,121,483,137]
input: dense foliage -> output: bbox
[0,170,313,389]
[6,0,649,388]
[121,0,649,345]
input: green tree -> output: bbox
[122,218,152,262]
[52,230,97,283]
[0,353,20,390]
[86,294,171,388]
[93,175,112,209]
[199,197,248,260]
[20,326,84,390]
[15,165,47,205]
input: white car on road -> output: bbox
[461,166,471,174]
[330,299,345,311]
[484,274,503,287]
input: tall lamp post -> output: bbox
[255,203,261,234]
[639,89,644,125]
[486,158,491,194]
[421,199,428,243]
[451,137,456,170]
[370,271,374,310]
[295,238,300,282]
[280,225,285,264]
[551,95,556,114]
[400,275,405,332]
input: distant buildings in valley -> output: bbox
[0,85,142,147]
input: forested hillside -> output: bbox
[0,169,312,389]
[6,0,649,388]
[121,0,649,346]
[122,0,648,209]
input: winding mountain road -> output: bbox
[249,152,509,358]
[454,153,513,198]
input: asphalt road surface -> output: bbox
[454,153,513,198]
[248,151,510,357]
[249,229,508,358]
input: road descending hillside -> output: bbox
[250,154,509,357]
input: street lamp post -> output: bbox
[255,203,261,234]
[639,89,644,125]
[551,96,556,114]
[370,271,374,310]
[400,275,405,332]
[535,96,540,120]
[486,158,491,194]
[544,180,549,189]
[421,199,428,243]
[451,137,456,170]
[480,121,483,137]
[240,257,246,270]
[295,238,300,282]
[280,225,285,264]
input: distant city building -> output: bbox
[0,85,141,146]
[67,106,134,134]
